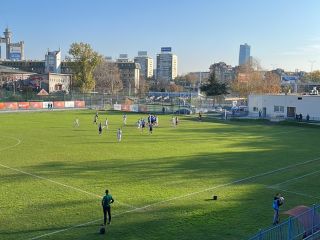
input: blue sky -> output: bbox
[1,0,320,74]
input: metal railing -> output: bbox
[249,205,320,240]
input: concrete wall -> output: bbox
[248,94,320,119]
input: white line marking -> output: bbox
[268,186,320,200]
[30,155,320,239]
[0,137,135,209]
[0,127,309,239]
[0,163,133,208]
[269,169,320,188]
[0,136,22,151]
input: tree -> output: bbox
[137,76,150,97]
[68,42,102,93]
[302,70,320,83]
[200,72,228,96]
[185,73,198,87]
[167,83,183,92]
[231,58,281,97]
[93,59,122,95]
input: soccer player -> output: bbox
[141,118,145,132]
[172,116,176,127]
[73,118,80,128]
[117,128,122,142]
[101,189,114,225]
[155,115,159,126]
[123,114,127,125]
[98,122,103,135]
[105,118,109,130]
[149,123,153,134]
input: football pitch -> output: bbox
[1,110,319,240]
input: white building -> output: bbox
[134,51,153,79]
[248,94,320,119]
[156,47,178,82]
[30,73,71,93]
[45,49,61,74]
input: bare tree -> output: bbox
[185,73,198,87]
[137,76,150,97]
[93,59,122,95]
[231,58,281,97]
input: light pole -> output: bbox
[309,60,316,93]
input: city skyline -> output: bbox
[1,0,320,74]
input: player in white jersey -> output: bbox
[73,118,80,127]
[104,118,109,130]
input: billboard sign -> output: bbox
[74,101,85,108]
[18,102,30,109]
[54,101,65,108]
[9,46,22,60]
[5,102,18,110]
[161,47,172,52]
[9,52,21,60]
[30,102,43,109]
[113,104,121,111]
[64,101,75,108]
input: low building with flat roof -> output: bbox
[248,94,320,119]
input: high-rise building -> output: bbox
[116,61,140,96]
[156,47,178,82]
[238,43,250,66]
[134,51,153,79]
[45,49,61,73]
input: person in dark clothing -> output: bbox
[102,190,114,225]
[149,123,153,134]
[272,193,284,225]
[98,122,102,135]
[306,114,310,122]
[299,113,303,122]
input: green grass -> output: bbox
[0,110,319,240]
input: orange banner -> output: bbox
[18,102,30,109]
[0,103,5,110]
[54,101,65,108]
[5,102,18,110]
[74,100,85,108]
[121,104,130,111]
[30,102,43,109]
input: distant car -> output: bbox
[174,109,192,115]
[231,106,248,112]
[215,107,223,112]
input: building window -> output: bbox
[274,106,284,113]
[253,107,258,112]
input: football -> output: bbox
[100,227,106,234]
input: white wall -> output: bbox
[248,94,320,118]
